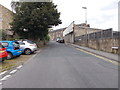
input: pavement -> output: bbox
[71,44,119,62]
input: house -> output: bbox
[49,27,66,40]
[49,23,102,41]
[0,4,14,40]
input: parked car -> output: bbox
[58,38,64,43]
[0,41,22,59]
[0,43,8,62]
[56,37,60,42]
[16,39,38,55]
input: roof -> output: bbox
[76,23,90,27]
[77,26,103,31]
[49,27,66,33]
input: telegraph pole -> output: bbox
[82,7,88,47]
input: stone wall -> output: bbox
[75,31,119,54]
[0,4,14,40]
[75,38,119,53]
[0,4,13,30]
[0,4,2,29]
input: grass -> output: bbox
[0,54,35,72]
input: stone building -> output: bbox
[0,4,14,39]
[49,22,119,54]
[74,23,102,37]
[0,4,13,30]
[49,23,102,41]
[62,23,102,43]
[49,27,66,40]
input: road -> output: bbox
[2,41,118,88]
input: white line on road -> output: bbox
[9,70,17,74]
[0,71,7,76]
[16,65,23,69]
[1,75,11,81]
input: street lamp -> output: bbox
[82,7,88,47]
[82,7,87,24]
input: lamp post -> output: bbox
[82,7,87,24]
[82,7,88,46]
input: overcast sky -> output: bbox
[0,0,119,31]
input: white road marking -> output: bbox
[0,50,41,84]
[1,75,11,81]
[0,71,7,76]
[16,65,23,69]
[9,70,17,74]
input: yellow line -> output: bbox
[76,48,119,66]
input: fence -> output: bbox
[74,28,119,54]
[75,28,114,41]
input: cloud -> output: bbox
[53,0,118,31]
[0,0,118,31]
[0,0,12,10]
[101,1,118,11]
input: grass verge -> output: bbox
[0,54,35,72]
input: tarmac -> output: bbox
[71,44,119,62]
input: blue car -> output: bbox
[0,41,22,59]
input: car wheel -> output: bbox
[2,59,5,62]
[2,60,4,62]
[24,49,31,55]
[7,52,13,60]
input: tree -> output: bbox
[11,2,61,41]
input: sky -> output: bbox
[0,0,119,31]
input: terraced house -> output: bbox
[0,4,14,40]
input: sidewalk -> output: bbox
[71,44,119,62]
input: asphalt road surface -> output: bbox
[2,41,118,88]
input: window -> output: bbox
[0,44,4,48]
[1,42,8,47]
[26,40,34,44]
[17,41,25,45]
[12,42,20,49]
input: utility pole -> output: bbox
[82,7,88,47]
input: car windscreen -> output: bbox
[1,42,8,47]
[27,40,34,44]
[12,42,20,49]
[17,41,25,45]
